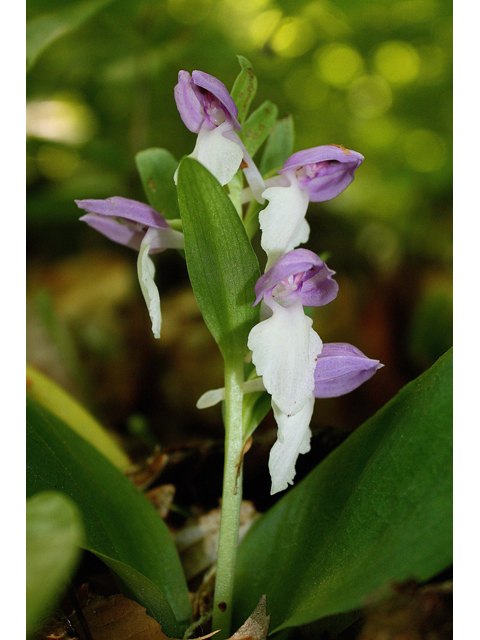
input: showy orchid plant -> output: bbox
[74,61,382,635]
[27,58,447,640]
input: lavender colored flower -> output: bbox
[267,342,382,493]
[174,70,241,133]
[75,197,184,339]
[259,145,364,268]
[248,249,338,419]
[197,338,383,495]
[279,145,364,202]
[174,70,265,199]
[314,343,383,398]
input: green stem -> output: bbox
[212,360,245,638]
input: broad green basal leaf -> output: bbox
[26,365,130,471]
[233,349,453,633]
[26,397,190,636]
[176,158,260,365]
[135,148,180,220]
[27,491,84,638]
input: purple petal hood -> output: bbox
[314,343,383,397]
[253,248,338,308]
[174,70,241,133]
[279,145,364,202]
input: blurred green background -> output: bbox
[26,0,452,459]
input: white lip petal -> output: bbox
[259,171,310,269]
[137,228,162,339]
[247,296,322,417]
[190,121,243,186]
[269,394,315,494]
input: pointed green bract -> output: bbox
[26,398,190,636]
[242,390,271,444]
[233,349,453,633]
[231,56,258,124]
[135,148,180,220]
[27,491,84,638]
[176,158,260,365]
[241,101,279,159]
[260,115,295,175]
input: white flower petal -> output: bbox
[190,121,243,186]
[154,227,185,251]
[247,297,322,416]
[196,387,226,409]
[269,394,315,494]
[224,130,265,203]
[137,228,162,339]
[196,377,266,409]
[259,171,310,269]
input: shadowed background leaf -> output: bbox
[26,491,84,637]
[26,397,191,637]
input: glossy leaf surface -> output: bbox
[233,349,453,633]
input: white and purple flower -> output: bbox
[75,197,184,339]
[174,70,264,200]
[258,145,364,269]
[248,249,338,418]
[197,249,382,494]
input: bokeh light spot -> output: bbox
[348,75,393,119]
[315,43,364,87]
[374,41,420,84]
[248,9,282,48]
[26,98,97,145]
[270,17,314,58]
[403,129,446,172]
